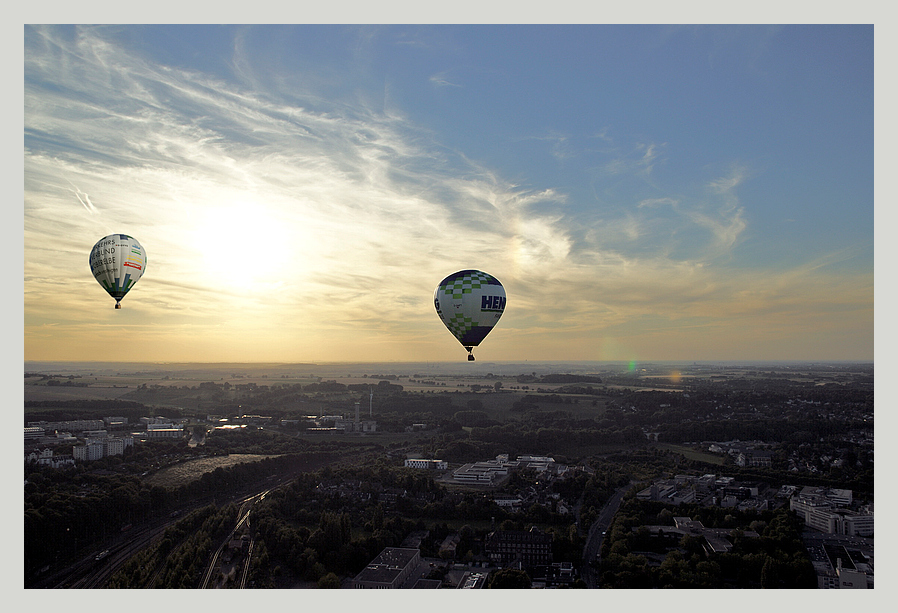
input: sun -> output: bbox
[199,202,292,293]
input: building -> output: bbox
[484,527,553,568]
[790,494,872,536]
[336,418,377,433]
[799,486,853,506]
[807,539,874,588]
[492,494,523,510]
[736,450,773,468]
[146,426,184,439]
[838,566,869,589]
[104,437,125,456]
[404,459,448,470]
[636,481,694,505]
[25,448,75,469]
[843,513,874,537]
[452,457,510,485]
[28,419,105,433]
[457,572,486,589]
[24,427,44,442]
[73,441,105,462]
[352,547,421,588]
[640,517,759,556]
[103,416,129,429]
[141,417,173,426]
[516,455,556,472]
[70,436,133,462]
[439,534,460,558]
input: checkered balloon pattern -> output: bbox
[434,269,505,351]
[440,270,496,299]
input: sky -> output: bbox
[22,23,875,364]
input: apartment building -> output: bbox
[484,527,553,568]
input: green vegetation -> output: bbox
[654,443,726,465]
[107,504,240,588]
[598,497,817,588]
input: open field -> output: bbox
[144,454,278,489]
[655,443,726,466]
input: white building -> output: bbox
[73,441,105,462]
[838,567,869,589]
[790,496,873,536]
[24,427,44,442]
[843,513,874,537]
[141,417,172,426]
[146,422,174,430]
[105,437,125,456]
[25,448,75,468]
[146,427,183,439]
[799,486,853,506]
[404,459,448,470]
[493,495,523,510]
[453,459,509,484]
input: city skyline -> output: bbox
[24,24,874,364]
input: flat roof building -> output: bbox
[352,547,421,589]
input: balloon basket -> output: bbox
[115,303,122,309]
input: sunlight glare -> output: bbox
[200,202,294,294]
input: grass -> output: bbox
[144,453,278,489]
[655,443,726,466]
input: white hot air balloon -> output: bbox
[89,234,147,309]
[434,269,506,361]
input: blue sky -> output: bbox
[23,24,874,363]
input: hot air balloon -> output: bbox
[89,234,146,309]
[434,269,506,361]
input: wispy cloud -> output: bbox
[601,140,666,177]
[71,184,99,215]
[23,26,871,362]
[429,71,462,88]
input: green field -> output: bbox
[144,453,278,489]
[655,443,726,465]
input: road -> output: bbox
[580,483,632,588]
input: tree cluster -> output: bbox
[598,498,816,588]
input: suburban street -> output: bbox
[581,483,632,588]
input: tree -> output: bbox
[318,572,341,589]
[488,568,532,589]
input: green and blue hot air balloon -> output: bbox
[434,269,506,361]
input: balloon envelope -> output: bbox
[89,234,146,308]
[434,269,506,360]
